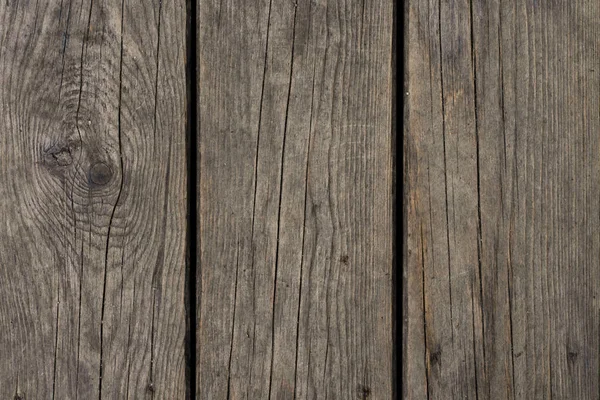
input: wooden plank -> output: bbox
[0,0,188,397]
[405,0,600,398]
[196,0,395,398]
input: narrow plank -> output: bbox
[405,0,600,398]
[197,0,394,398]
[0,0,188,397]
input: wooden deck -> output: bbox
[405,0,600,398]
[0,0,395,398]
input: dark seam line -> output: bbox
[267,5,298,398]
[226,241,241,400]
[186,0,198,396]
[393,0,400,397]
[99,0,125,397]
[437,0,454,346]
[469,1,485,398]
[247,0,274,394]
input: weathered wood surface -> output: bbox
[196,0,395,399]
[0,0,395,398]
[0,0,188,398]
[405,0,600,399]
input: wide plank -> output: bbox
[196,0,395,398]
[405,0,600,398]
[0,0,188,397]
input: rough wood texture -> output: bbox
[196,0,395,398]
[405,0,600,398]
[0,0,188,398]
[0,0,396,397]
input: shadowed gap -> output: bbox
[185,0,198,397]
[395,0,402,399]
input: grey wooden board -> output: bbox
[196,0,395,399]
[0,0,188,398]
[0,0,396,398]
[405,0,600,399]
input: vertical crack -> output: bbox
[125,282,136,399]
[421,224,430,400]
[98,0,125,397]
[293,19,318,399]
[75,240,84,398]
[52,274,60,400]
[248,0,274,392]
[438,0,454,344]
[267,5,298,398]
[152,0,163,143]
[470,277,480,400]
[226,242,240,400]
[498,6,516,395]
[58,0,73,101]
[469,0,487,384]
[149,290,157,398]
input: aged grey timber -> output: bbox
[405,0,600,399]
[0,0,188,397]
[0,0,395,397]
[196,0,395,399]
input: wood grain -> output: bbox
[0,0,396,396]
[0,0,188,397]
[405,0,600,398]
[196,0,395,398]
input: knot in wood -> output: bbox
[429,346,442,365]
[357,384,371,399]
[44,145,73,167]
[88,162,113,186]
